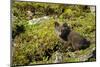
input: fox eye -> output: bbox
[61,27,65,32]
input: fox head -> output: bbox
[54,21,70,41]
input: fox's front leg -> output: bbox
[71,42,80,51]
[62,41,71,52]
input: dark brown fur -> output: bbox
[54,22,90,51]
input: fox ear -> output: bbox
[54,21,60,27]
[62,23,68,27]
[54,21,61,35]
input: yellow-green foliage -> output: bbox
[12,1,96,66]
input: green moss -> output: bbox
[12,1,96,66]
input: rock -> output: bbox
[28,16,50,25]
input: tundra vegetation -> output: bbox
[12,1,96,66]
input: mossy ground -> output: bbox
[11,1,96,66]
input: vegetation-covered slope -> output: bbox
[12,1,96,66]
